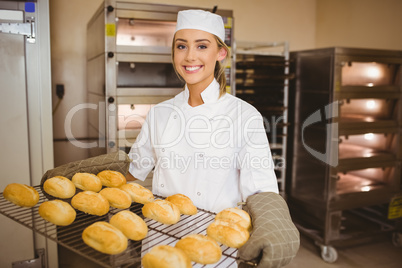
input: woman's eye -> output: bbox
[198,45,207,49]
[176,44,186,50]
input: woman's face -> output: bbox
[173,29,226,90]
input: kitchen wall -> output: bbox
[50,0,402,166]
[50,0,103,165]
[316,0,402,50]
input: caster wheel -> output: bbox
[392,232,402,247]
[320,245,338,263]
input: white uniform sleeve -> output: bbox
[128,111,156,181]
[238,112,279,201]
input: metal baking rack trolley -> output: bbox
[0,186,240,268]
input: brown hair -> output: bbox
[171,35,231,98]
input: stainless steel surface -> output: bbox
[116,18,175,47]
[116,60,182,88]
[0,20,34,40]
[0,186,239,268]
[287,47,402,261]
[12,249,45,268]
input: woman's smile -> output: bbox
[184,65,203,72]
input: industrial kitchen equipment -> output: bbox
[86,1,235,157]
[287,47,402,262]
[236,41,293,195]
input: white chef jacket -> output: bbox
[129,79,278,213]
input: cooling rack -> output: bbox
[0,186,239,267]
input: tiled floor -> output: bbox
[285,233,402,268]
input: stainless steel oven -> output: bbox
[287,47,402,262]
[86,1,235,157]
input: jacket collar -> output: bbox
[182,79,220,106]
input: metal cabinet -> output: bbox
[287,47,402,262]
[0,1,55,267]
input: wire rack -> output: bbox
[0,186,239,268]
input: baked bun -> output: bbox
[142,245,191,268]
[82,221,128,255]
[99,187,131,209]
[38,200,76,226]
[97,170,126,187]
[120,182,154,204]
[215,207,252,231]
[165,194,197,215]
[43,176,76,199]
[71,191,109,216]
[71,173,102,192]
[110,210,148,241]
[175,234,222,264]
[206,219,249,248]
[142,199,180,225]
[3,183,39,207]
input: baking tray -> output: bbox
[0,186,239,268]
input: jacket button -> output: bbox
[161,184,164,188]
[197,192,201,196]
[162,148,165,152]
[173,115,177,119]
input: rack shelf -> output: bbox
[235,41,292,195]
[0,186,238,268]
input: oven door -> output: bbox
[115,53,183,88]
[113,53,184,151]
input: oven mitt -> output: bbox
[40,150,131,185]
[238,192,300,268]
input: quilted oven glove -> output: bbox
[238,192,300,268]
[40,150,131,185]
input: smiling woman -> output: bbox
[128,9,299,268]
[172,29,227,106]
[129,8,279,213]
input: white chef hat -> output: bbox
[175,10,225,42]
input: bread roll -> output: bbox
[71,173,102,192]
[82,221,128,255]
[142,200,180,225]
[99,187,131,209]
[38,200,76,226]
[110,210,147,241]
[175,234,222,264]
[97,170,126,187]
[43,176,76,199]
[120,182,154,204]
[165,194,197,215]
[215,207,252,231]
[3,183,39,207]
[142,245,191,268]
[71,191,109,216]
[206,219,249,248]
